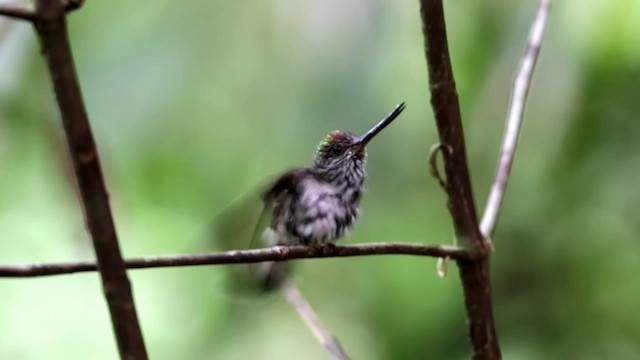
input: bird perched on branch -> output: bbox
[254,103,406,289]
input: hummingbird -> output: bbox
[244,103,405,289]
[212,103,405,293]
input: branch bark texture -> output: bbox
[419,0,488,253]
[419,0,500,358]
[33,1,147,359]
[0,243,468,277]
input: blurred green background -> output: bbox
[1,0,639,359]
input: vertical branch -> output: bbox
[33,1,148,359]
[419,0,501,359]
[418,0,488,253]
[480,0,551,238]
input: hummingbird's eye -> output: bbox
[329,145,345,157]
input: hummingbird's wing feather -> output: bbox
[207,183,270,295]
[260,167,309,237]
[209,168,307,294]
[249,168,311,291]
[210,187,264,251]
[248,195,276,249]
[262,168,307,201]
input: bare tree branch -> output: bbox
[419,0,500,358]
[480,0,551,238]
[32,1,147,359]
[280,277,351,360]
[418,0,489,254]
[0,0,84,21]
[0,243,469,277]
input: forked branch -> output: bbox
[419,0,499,358]
[419,0,551,359]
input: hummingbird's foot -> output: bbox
[321,243,338,255]
[307,242,338,255]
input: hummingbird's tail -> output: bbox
[253,261,291,292]
[252,227,294,293]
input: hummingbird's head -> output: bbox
[312,102,406,182]
[313,130,366,186]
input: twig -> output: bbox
[428,143,448,190]
[0,2,34,21]
[32,1,147,359]
[280,277,351,360]
[479,0,551,238]
[0,0,84,21]
[0,243,469,277]
[419,0,500,358]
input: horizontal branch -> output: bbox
[0,0,84,22]
[0,243,469,278]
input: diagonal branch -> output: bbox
[419,0,500,358]
[32,1,147,359]
[280,277,351,360]
[0,243,469,277]
[480,0,551,238]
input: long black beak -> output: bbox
[352,102,405,153]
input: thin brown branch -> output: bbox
[0,243,469,277]
[32,1,147,359]
[419,0,500,358]
[480,0,551,238]
[280,277,351,360]
[0,0,84,21]
[419,0,488,254]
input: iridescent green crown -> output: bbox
[316,130,346,154]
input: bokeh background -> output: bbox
[1,0,639,359]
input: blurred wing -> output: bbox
[261,168,306,203]
[255,167,308,246]
[209,168,306,294]
[210,168,306,249]
[209,186,264,252]
[207,178,274,295]
[249,168,309,291]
